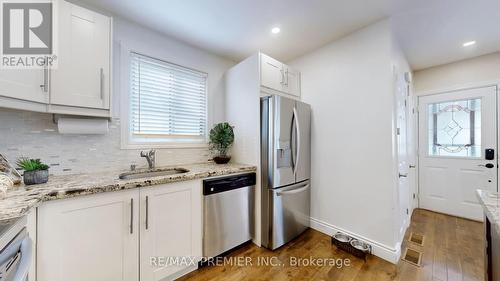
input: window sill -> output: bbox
[121,142,208,150]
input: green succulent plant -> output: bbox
[209,122,234,156]
[16,157,49,172]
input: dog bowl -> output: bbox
[350,239,371,253]
[333,232,352,243]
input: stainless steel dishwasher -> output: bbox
[203,172,256,257]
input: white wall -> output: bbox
[414,52,500,94]
[0,14,235,175]
[289,20,401,262]
[224,54,262,245]
[113,17,235,124]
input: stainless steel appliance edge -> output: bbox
[261,95,311,250]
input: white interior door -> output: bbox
[418,86,497,221]
[396,73,410,238]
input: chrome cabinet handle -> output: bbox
[285,68,289,86]
[399,173,408,178]
[280,67,285,85]
[409,165,416,168]
[145,196,149,230]
[100,68,104,100]
[40,64,48,92]
[130,198,134,234]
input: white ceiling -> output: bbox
[79,0,392,61]
[80,0,500,70]
[392,0,500,70]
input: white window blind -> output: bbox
[130,52,207,143]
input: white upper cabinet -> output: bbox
[0,1,112,116]
[50,1,111,110]
[260,53,301,98]
[283,65,301,97]
[261,54,285,91]
[0,69,48,104]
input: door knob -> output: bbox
[478,163,495,169]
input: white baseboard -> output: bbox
[163,264,198,281]
[309,217,401,264]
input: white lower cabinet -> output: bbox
[140,180,202,281]
[37,189,139,281]
[37,180,202,281]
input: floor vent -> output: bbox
[409,232,425,246]
[401,248,422,267]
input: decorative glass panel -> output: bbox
[428,98,481,157]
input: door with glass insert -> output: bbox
[418,86,497,221]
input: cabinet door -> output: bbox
[260,54,284,92]
[0,69,48,103]
[284,66,301,97]
[37,190,139,281]
[140,180,202,281]
[50,1,111,109]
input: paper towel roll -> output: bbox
[57,117,109,134]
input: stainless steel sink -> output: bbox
[119,168,189,180]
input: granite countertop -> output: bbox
[477,189,500,236]
[0,162,256,222]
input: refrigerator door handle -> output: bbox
[293,107,301,176]
[276,184,310,196]
[290,112,296,170]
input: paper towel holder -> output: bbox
[56,115,110,135]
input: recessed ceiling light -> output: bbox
[463,41,476,47]
[271,27,280,34]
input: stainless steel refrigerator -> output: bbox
[261,95,311,250]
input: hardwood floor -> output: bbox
[178,209,483,281]
[397,209,484,281]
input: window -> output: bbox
[128,52,208,147]
[427,98,481,157]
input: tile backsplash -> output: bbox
[0,109,210,175]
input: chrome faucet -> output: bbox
[140,149,156,169]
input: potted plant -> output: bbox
[17,158,49,185]
[209,122,234,164]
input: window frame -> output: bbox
[120,46,209,149]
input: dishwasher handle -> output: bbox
[13,236,33,281]
[203,173,256,195]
